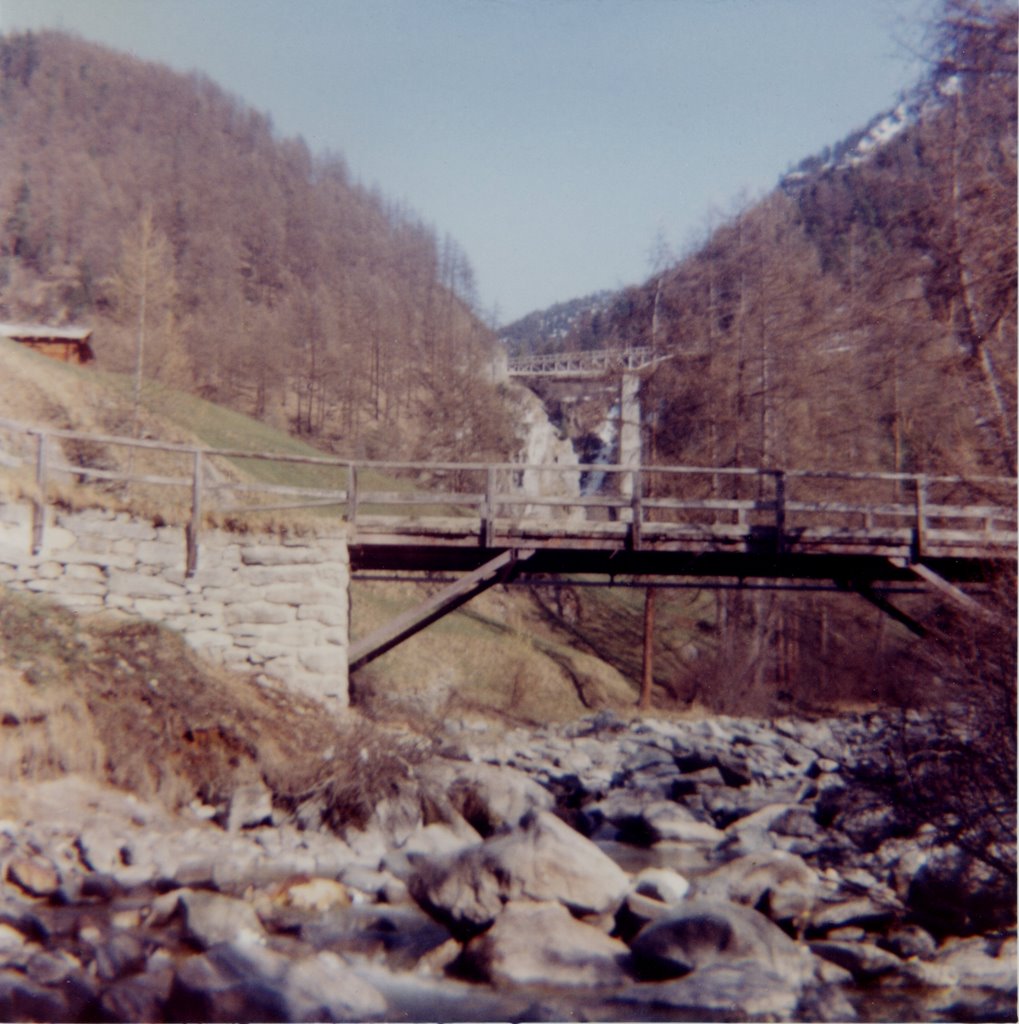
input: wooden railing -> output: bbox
[0,418,1015,576]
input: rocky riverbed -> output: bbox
[1,709,1015,1021]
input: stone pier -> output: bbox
[618,370,642,518]
[0,498,349,706]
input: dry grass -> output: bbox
[0,588,434,830]
[278,716,434,831]
[0,663,105,780]
[0,341,401,538]
[349,579,637,725]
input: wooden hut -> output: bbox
[0,323,95,364]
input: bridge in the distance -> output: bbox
[505,346,673,509]
[506,346,670,379]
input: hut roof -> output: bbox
[0,322,95,363]
[0,322,93,342]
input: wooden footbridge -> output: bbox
[1,418,1015,672]
[341,460,1015,666]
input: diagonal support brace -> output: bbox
[904,560,1001,625]
[838,579,928,637]
[349,549,532,672]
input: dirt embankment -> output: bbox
[0,587,426,825]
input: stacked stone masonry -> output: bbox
[0,499,349,706]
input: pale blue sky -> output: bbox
[0,0,929,323]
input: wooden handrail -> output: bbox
[0,418,1014,569]
[1,416,1013,488]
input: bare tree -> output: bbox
[105,208,183,435]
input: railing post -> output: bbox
[31,431,48,555]
[481,466,495,548]
[912,475,927,562]
[629,469,642,550]
[773,469,786,554]
[185,449,202,577]
[347,464,358,524]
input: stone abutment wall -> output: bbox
[0,499,349,707]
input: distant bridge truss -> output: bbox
[506,346,670,379]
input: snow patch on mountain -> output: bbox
[781,94,920,187]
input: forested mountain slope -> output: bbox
[499,291,616,356]
[0,30,516,463]
[540,0,1016,482]
[500,0,1016,716]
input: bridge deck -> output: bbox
[342,463,1014,581]
[348,516,1012,581]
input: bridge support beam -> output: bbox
[618,371,641,521]
[348,549,531,672]
[905,561,1002,625]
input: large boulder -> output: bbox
[809,939,904,982]
[630,866,691,905]
[408,811,629,938]
[588,793,723,848]
[703,783,806,829]
[458,901,630,989]
[4,857,62,899]
[283,950,389,1021]
[808,894,899,936]
[929,935,1018,989]
[0,968,95,1024]
[166,947,288,1023]
[177,890,266,950]
[628,899,816,984]
[691,849,821,931]
[225,781,274,832]
[384,822,482,881]
[640,801,725,845]
[427,761,555,837]
[724,801,819,841]
[99,966,174,1023]
[617,867,691,942]
[923,936,1019,1022]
